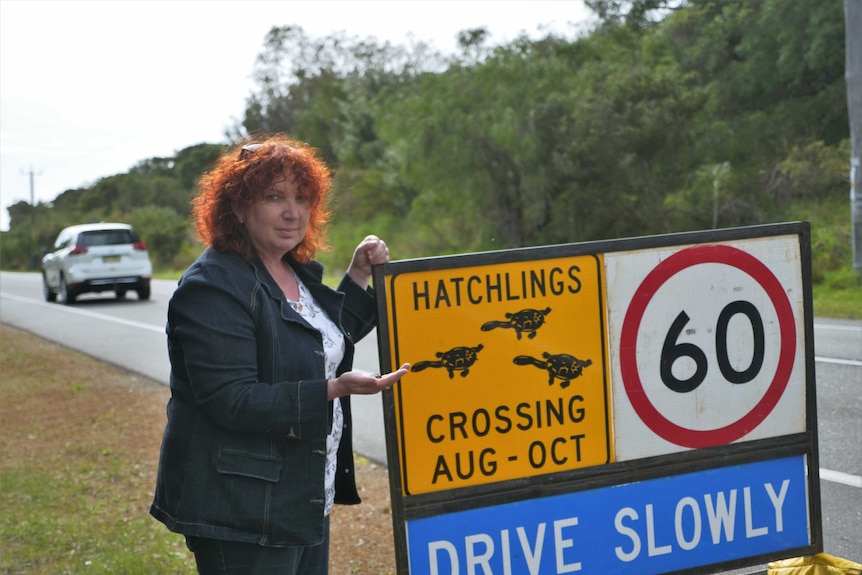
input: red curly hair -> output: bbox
[192,134,332,264]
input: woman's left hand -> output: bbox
[347,235,389,289]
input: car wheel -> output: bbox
[60,275,77,305]
[136,283,151,301]
[43,274,57,302]
[116,289,127,299]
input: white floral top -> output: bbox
[289,272,345,516]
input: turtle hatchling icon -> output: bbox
[481,307,552,339]
[514,352,592,388]
[411,344,484,379]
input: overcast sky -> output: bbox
[0,0,591,231]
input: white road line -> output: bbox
[820,468,862,488]
[1,292,164,334]
[814,323,862,332]
[816,356,862,367]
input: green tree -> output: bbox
[2,202,76,269]
[174,143,228,191]
[658,0,847,228]
[125,206,189,268]
[378,25,705,248]
[585,0,684,29]
[240,25,440,267]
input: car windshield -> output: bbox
[78,230,136,247]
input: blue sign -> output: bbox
[406,456,809,575]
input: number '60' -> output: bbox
[660,300,766,393]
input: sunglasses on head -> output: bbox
[239,143,263,159]
[239,142,298,159]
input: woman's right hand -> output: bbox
[346,235,390,290]
[327,363,410,400]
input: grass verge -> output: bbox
[0,325,396,575]
[0,325,195,575]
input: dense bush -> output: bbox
[2,0,858,287]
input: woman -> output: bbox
[150,134,408,574]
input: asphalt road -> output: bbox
[1,271,859,564]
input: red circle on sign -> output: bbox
[619,244,796,448]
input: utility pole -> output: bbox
[846,0,862,271]
[21,166,42,269]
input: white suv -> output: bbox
[42,223,153,304]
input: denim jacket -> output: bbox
[149,247,377,546]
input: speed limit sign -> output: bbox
[606,236,807,461]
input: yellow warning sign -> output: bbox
[385,254,612,495]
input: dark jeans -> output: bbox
[187,518,330,575]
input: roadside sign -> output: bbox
[375,223,821,575]
[384,254,611,495]
[605,238,806,460]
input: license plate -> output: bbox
[103,255,121,263]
